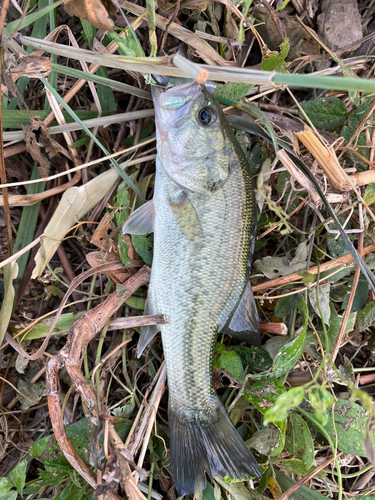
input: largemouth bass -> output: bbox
[123,81,262,494]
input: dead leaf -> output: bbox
[90,212,118,252]
[223,6,238,40]
[25,118,61,178]
[63,0,115,32]
[17,379,46,410]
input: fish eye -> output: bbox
[198,107,216,126]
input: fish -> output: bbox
[123,80,262,495]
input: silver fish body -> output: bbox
[123,81,261,494]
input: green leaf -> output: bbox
[342,276,369,313]
[308,283,331,326]
[30,435,57,457]
[107,30,145,58]
[274,293,302,321]
[330,283,350,302]
[215,476,268,500]
[363,183,375,205]
[327,235,351,258]
[131,234,153,265]
[202,481,224,500]
[115,183,131,268]
[0,262,18,344]
[21,312,84,341]
[0,479,13,495]
[81,18,97,48]
[96,67,117,113]
[9,459,27,495]
[325,303,341,352]
[246,424,280,456]
[214,83,255,102]
[322,398,374,456]
[275,458,314,476]
[356,300,375,331]
[275,0,292,10]
[231,346,272,372]
[300,97,347,130]
[285,412,314,468]
[125,295,146,310]
[0,491,18,500]
[307,387,334,426]
[214,344,244,382]
[13,166,46,300]
[348,102,373,127]
[263,387,305,425]
[245,379,286,415]
[342,124,369,159]
[252,299,307,380]
[260,39,290,72]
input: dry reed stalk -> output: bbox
[173,53,209,83]
[295,127,375,190]
[252,243,375,293]
[350,169,375,187]
[295,126,352,192]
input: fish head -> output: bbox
[153,81,234,195]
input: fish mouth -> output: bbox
[152,81,201,111]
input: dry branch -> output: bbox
[46,267,151,497]
[253,243,375,293]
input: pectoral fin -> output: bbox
[122,200,155,235]
[169,195,203,242]
[219,282,261,346]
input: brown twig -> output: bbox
[277,452,344,500]
[331,231,364,362]
[108,314,167,330]
[252,243,375,293]
[160,0,181,54]
[46,266,151,497]
[259,322,288,336]
[5,262,125,360]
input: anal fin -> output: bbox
[219,282,260,346]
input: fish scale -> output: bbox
[123,81,261,494]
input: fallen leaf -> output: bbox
[63,0,115,31]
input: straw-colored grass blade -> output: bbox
[295,126,351,192]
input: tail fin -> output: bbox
[169,398,261,495]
